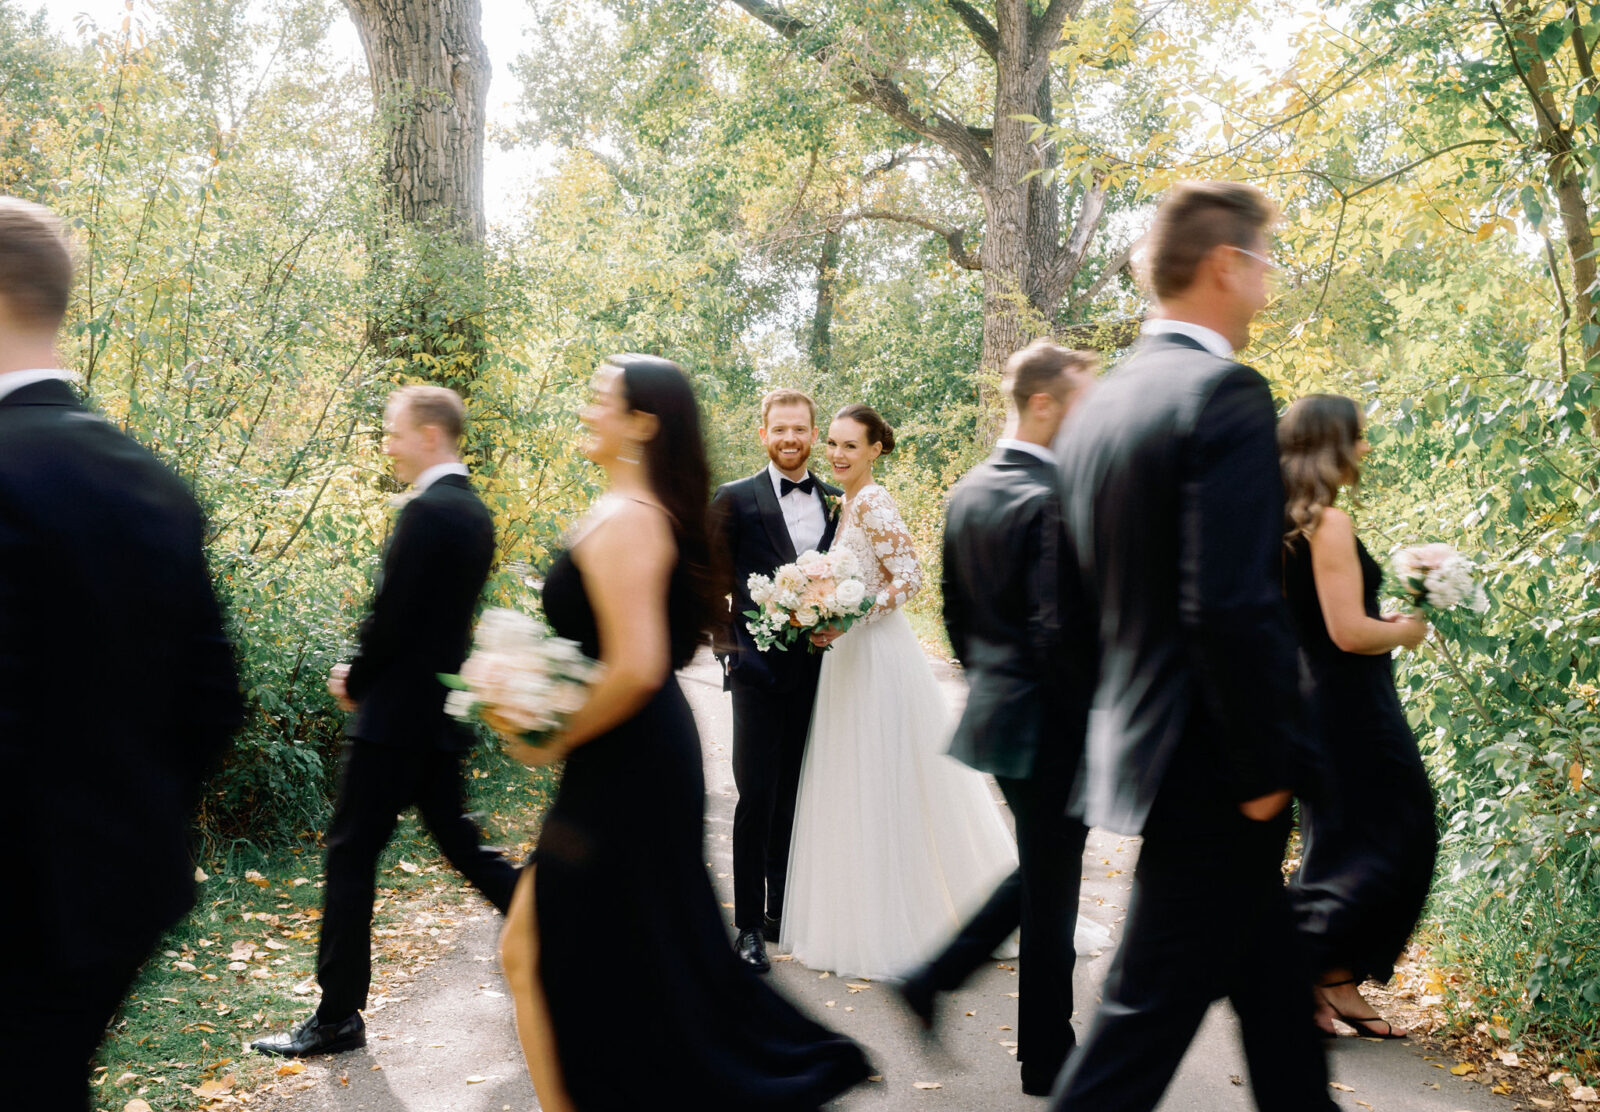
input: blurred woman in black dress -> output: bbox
[1279,394,1436,1038]
[495,354,870,1111]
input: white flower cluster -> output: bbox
[442,607,602,741]
[1391,543,1489,612]
[744,547,874,651]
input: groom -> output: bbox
[1049,182,1336,1111]
[710,388,840,972]
[254,385,518,1057]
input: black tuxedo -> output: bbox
[937,445,1089,1091]
[0,378,242,1108]
[709,466,839,930]
[1048,333,1335,1111]
[315,471,517,1023]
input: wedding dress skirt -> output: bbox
[781,608,1020,981]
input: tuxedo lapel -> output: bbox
[751,468,798,564]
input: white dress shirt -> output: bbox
[414,461,470,493]
[768,461,827,554]
[995,437,1057,466]
[0,368,78,405]
[1141,318,1236,360]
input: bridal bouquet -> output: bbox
[440,608,602,744]
[745,547,878,652]
[1391,543,1489,612]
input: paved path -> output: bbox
[259,649,1511,1112]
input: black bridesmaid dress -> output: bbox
[1283,533,1438,985]
[534,546,871,1111]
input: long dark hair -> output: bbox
[604,354,721,652]
[1279,393,1363,545]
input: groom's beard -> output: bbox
[767,443,813,472]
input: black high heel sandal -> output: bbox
[1317,977,1406,1039]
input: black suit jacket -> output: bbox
[1057,333,1303,834]
[345,473,494,749]
[943,446,1087,781]
[709,467,840,693]
[0,378,242,964]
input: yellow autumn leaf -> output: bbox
[1450,1062,1476,1075]
[1570,762,1585,792]
[276,1061,306,1077]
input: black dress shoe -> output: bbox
[251,1012,366,1057]
[735,928,771,973]
[896,974,936,1030]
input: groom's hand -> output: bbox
[1238,788,1291,822]
[327,663,357,713]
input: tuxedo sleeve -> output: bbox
[1023,493,1063,675]
[179,527,243,780]
[940,510,969,666]
[708,484,739,658]
[1177,366,1301,803]
[345,500,440,701]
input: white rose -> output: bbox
[794,606,819,628]
[835,578,866,609]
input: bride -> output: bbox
[780,404,1020,981]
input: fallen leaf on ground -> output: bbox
[1330,1082,1355,1091]
[1572,1086,1599,1102]
[275,1063,305,1077]
[194,1075,234,1097]
[1450,1062,1476,1075]
[244,870,270,888]
[465,1075,487,1084]
[913,1081,942,1090]
[124,1102,153,1112]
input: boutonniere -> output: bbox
[819,485,841,520]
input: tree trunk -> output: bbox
[343,0,489,240]
[810,227,841,373]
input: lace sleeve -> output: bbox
[857,484,923,616]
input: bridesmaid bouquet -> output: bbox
[1390,543,1489,612]
[440,608,602,745]
[744,547,878,652]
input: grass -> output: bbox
[91,743,555,1112]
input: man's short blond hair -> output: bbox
[1001,340,1099,412]
[0,196,73,332]
[390,384,466,442]
[760,388,816,427]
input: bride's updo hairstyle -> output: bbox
[832,403,895,454]
[1279,393,1364,544]
[601,353,722,658]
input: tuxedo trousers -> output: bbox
[730,668,820,930]
[1049,784,1335,1112]
[316,740,518,1021]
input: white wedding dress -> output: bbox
[780,483,1021,981]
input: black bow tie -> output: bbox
[780,476,816,497]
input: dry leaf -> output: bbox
[275,1063,306,1077]
[1330,1082,1355,1091]
[1449,1062,1476,1075]
[194,866,209,883]
[244,870,270,888]
[1355,1102,1372,1110]
[465,1075,487,1084]
[1571,762,1585,793]
[124,1102,154,1112]
[913,1081,942,1090]
[195,1074,234,1097]
[1573,1086,1599,1102]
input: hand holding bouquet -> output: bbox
[1390,543,1489,613]
[441,608,602,745]
[744,547,878,652]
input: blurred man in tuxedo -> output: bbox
[0,196,242,1110]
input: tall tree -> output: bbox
[341,0,492,410]
[726,0,1128,379]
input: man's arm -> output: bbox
[344,501,439,701]
[1023,492,1063,675]
[1178,367,1301,815]
[940,506,970,667]
[707,484,740,658]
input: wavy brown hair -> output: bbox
[1279,393,1364,544]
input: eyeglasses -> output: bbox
[1229,245,1279,271]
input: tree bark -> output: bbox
[811,227,841,373]
[343,0,489,240]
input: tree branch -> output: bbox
[1027,0,1085,84]
[946,0,999,59]
[730,0,993,178]
[1039,178,1108,311]
[835,208,983,269]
